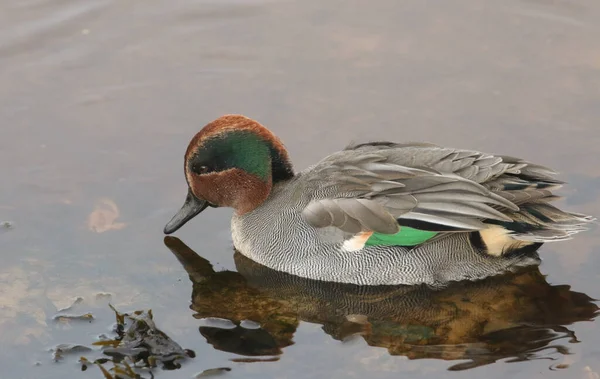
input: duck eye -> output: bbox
[194,165,209,174]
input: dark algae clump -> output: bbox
[75,305,195,378]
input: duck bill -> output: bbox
[164,189,209,234]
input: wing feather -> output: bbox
[300,142,567,238]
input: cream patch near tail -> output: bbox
[479,225,534,256]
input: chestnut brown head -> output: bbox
[164,115,294,234]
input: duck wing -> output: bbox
[300,142,565,236]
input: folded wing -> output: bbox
[300,142,567,237]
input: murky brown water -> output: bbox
[1,0,599,378]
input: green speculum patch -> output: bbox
[365,227,438,247]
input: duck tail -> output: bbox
[477,203,595,257]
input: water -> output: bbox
[1,0,599,378]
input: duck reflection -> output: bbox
[164,237,598,370]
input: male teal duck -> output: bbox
[164,115,593,286]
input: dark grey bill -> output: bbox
[164,189,209,234]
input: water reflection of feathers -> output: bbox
[164,237,598,370]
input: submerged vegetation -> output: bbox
[54,303,194,379]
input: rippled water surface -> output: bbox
[1,0,600,378]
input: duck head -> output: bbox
[164,115,295,234]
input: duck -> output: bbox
[164,114,593,286]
